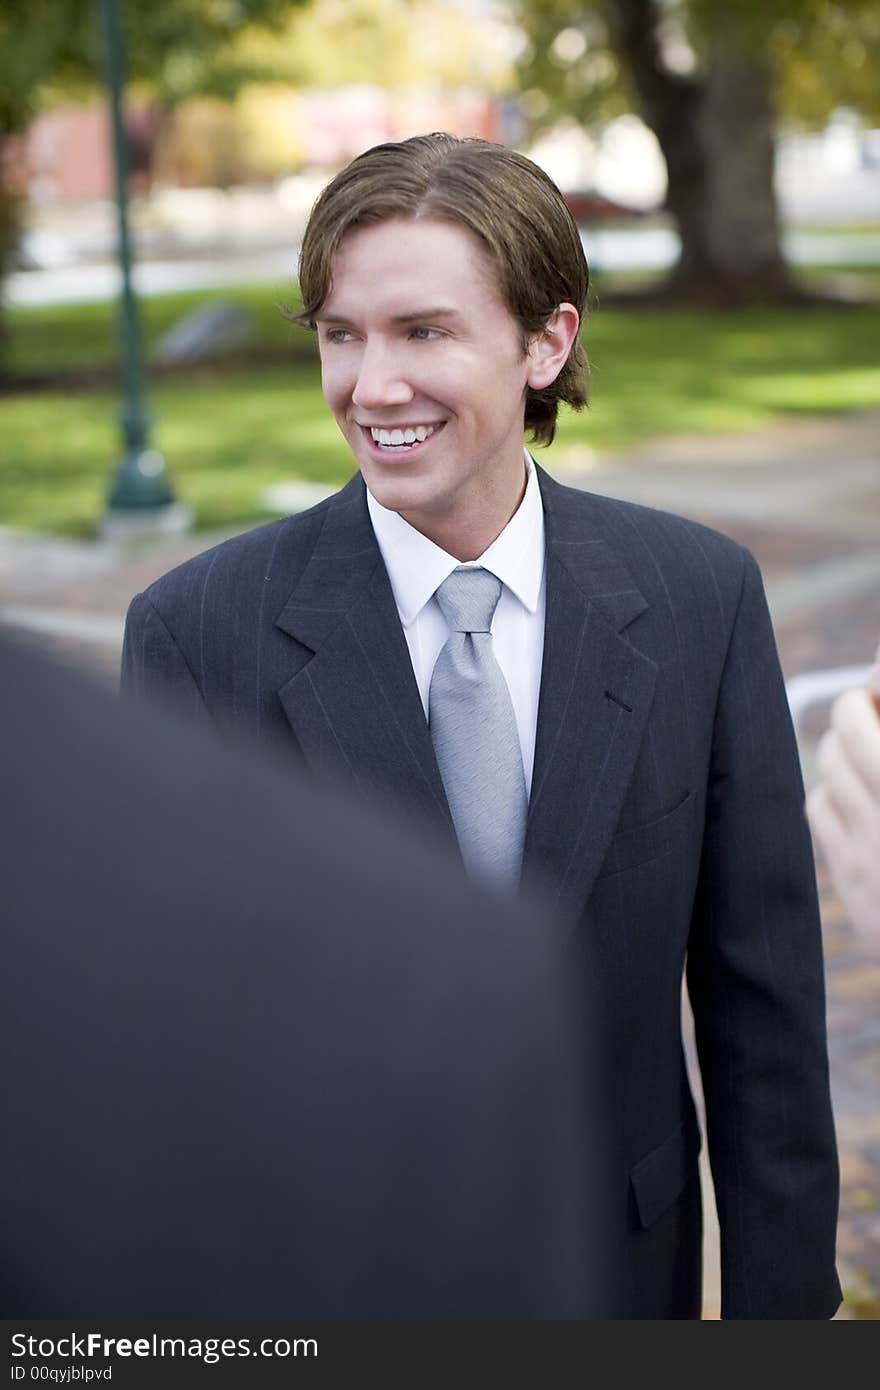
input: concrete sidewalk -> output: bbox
[3,407,878,1318]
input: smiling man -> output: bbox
[121,133,841,1319]
[313,215,578,562]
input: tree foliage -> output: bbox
[229,0,517,93]
[513,0,880,135]
[0,0,301,137]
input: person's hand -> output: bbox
[807,647,880,941]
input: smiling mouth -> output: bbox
[360,422,446,452]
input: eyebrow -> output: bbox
[315,307,464,325]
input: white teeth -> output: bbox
[369,425,437,447]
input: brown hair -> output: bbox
[290,132,589,446]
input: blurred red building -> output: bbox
[16,88,507,203]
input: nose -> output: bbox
[351,340,413,411]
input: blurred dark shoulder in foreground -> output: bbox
[0,631,599,1319]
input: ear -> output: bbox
[526,303,580,390]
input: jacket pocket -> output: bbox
[629,1115,702,1229]
[596,789,694,881]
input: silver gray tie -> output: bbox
[429,566,528,892]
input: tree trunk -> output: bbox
[604,0,798,303]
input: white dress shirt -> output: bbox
[366,454,546,795]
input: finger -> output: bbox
[808,776,880,942]
[815,726,876,830]
[830,687,880,800]
[869,643,880,701]
[806,782,849,864]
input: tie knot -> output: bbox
[434,566,502,633]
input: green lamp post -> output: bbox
[98,0,190,540]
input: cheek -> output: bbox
[319,360,353,413]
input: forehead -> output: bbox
[321,217,507,319]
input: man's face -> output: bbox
[315,217,534,542]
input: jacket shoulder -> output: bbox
[137,492,338,613]
[550,471,745,557]
[543,470,752,610]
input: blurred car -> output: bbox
[562,189,652,223]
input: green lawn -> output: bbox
[5,284,306,376]
[2,278,879,537]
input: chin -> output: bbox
[360,468,435,514]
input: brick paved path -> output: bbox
[2,408,878,1318]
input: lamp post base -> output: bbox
[99,501,193,545]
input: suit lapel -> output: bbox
[274,476,457,848]
[522,469,658,914]
[271,467,656,905]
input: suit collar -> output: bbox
[274,473,382,652]
[536,463,649,634]
[364,452,545,625]
[273,466,658,911]
[275,464,649,649]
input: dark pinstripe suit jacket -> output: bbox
[122,464,842,1319]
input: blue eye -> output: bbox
[410,326,441,340]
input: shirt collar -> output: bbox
[366,451,545,628]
